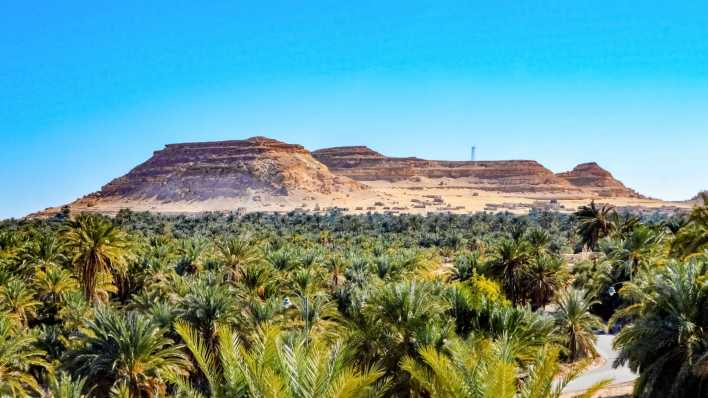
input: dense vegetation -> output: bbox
[0,198,706,398]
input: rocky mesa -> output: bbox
[312,146,640,197]
[98,136,364,201]
[36,136,664,217]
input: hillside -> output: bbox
[35,136,683,216]
[312,146,640,197]
[99,136,363,200]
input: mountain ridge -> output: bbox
[312,146,640,197]
[35,136,681,217]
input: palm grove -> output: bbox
[0,198,706,398]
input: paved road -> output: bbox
[562,334,637,394]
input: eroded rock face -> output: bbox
[556,162,640,197]
[314,146,566,193]
[99,137,364,201]
[34,136,648,218]
[313,146,639,197]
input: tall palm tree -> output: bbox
[172,322,386,398]
[62,214,131,303]
[522,255,568,310]
[525,228,551,258]
[365,280,448,352]
[602,225,663,282]
[671,195,708,258]
[574,201,616,251]
[354,280,449,394]
[238,261,276,299]
[267,248,299,271]
[612,260,708,398]
[64,307,191,397]
[0,314,50,397]
[483,305,556,366]
[553,288,604,361]
[487,239,531,305]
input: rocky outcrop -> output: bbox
[313,146,640,197]
[556,162,641,198]
[97,137,364,201]
[313,146,561,183]
[34,136,650,218]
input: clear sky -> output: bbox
[2,1,707,219]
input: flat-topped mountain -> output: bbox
[99,136,363,201]
[313,146,640,197]
[313,146,560,185]
[36,136,674,217]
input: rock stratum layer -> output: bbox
[92,137,364,201]
[36,136,662,217]
[312,146,640,197]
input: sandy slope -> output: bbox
[44,178,689,217]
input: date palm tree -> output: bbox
[525,228,551,258]
[172,322,385,398]
[553,288,604,361]
[178,280,240,343]
[62,214,131,303]
[34,264,79,321]
[402,338,608,398]
[21,234,66,269]
[365,280,448,353]
[449,252,481,282]
[34,264,79,303]
[0,314,50,397]
[47,372,89,398]
[574,201,616,251]
[612,260,708,398]
[0,278,40,326]
[286,292,341,339]
[64,307,191,397]
[522,254,568,310]
[487,239,531,305]
[357,280,449,394]
[216,237,263,283]
[602,225,663,282]
[671,195,708,258]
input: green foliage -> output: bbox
[63,307,191,396]
[62,214,131,302]
[0,313,50,397]
[612,259,708,397]
[48,372,89,398]
[0,205,702,397]
[574,201,616,251]
[553,288,604,361]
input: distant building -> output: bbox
[470,145,476,161]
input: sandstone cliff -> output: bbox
[35,136,654,217]
[555,162,640,198]
[96,137,364,202]
[313,146,639,197]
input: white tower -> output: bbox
[470,145,476,161]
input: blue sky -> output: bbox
[2,1,707,218]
